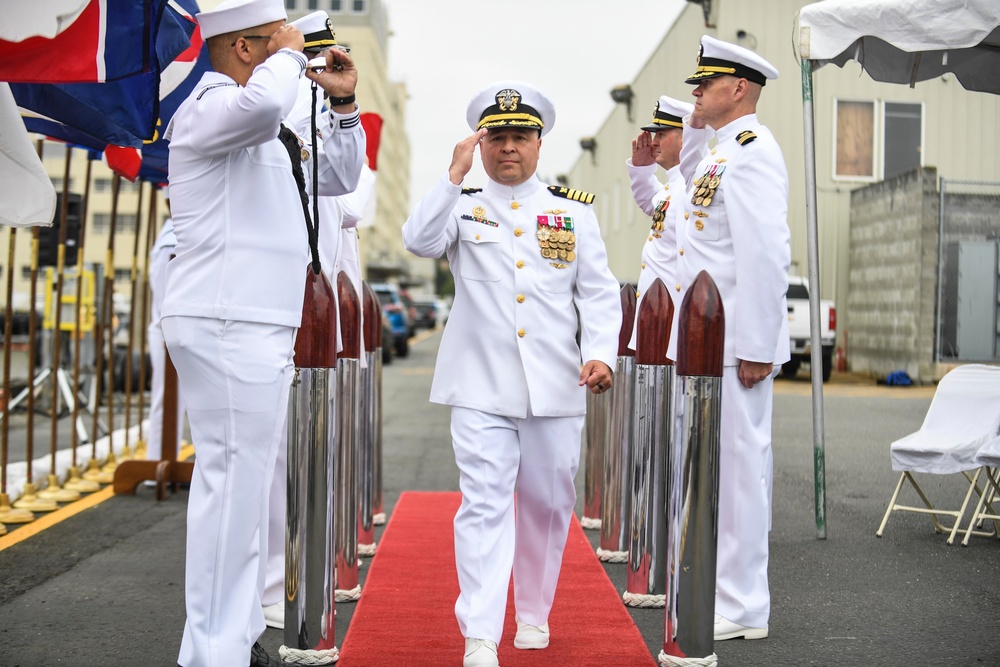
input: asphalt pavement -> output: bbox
[1,328,998,667]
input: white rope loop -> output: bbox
[335,585,362,602]
[580,516,602,530]
[622,591,665,608]
[279,645,340,665]
[596,547,628,563]
[373,512,386,525]
[358,542,377,557]
[658,649,718,667]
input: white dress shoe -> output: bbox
[714,613,768,640]
[464,638,499,667]
[513,619,549,649]
[262,602,284,630]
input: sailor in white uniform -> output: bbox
[672,35,790,642]
[162,1,365,664]
[402,81,621,667]
[625,95,693,354]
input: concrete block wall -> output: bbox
[846,168,939,382]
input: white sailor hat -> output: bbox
[197,0,286,40]
[466,81,556,137]
[685,35,778,86]
[289,11,337,52]
[640,95,694,132]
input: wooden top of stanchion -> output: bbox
[617,283,637,358]
[362,281,380,352]
[635,278,674,366]
[338,271,361,360]
[676,270,724,377]
[294,267,338,368]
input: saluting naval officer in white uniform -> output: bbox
[625,95,692,353]
[402,82,621,667]
[162,0,365,664]
[672,35,790,642]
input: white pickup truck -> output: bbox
[783,275,836,381]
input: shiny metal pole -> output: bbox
[357,281,380,556]
[598,284,637,561]
[365,282,385,527]
[283,267,339,662]
[334,272,361,602]
[582,390,608,530]
[660,270,724,667]
[626,278,674,608]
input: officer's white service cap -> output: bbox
[197,0,287,40]
[640,95,694,132]
[685,34,778,86]
[466,81,556,137]
[289,11,337,52]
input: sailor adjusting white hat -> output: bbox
[685,34,778,86]
[466,81,555,137]
[197,0,287,40]
[289,11,338,52]
[640,95,694,132]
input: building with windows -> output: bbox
[565,0,1000,377]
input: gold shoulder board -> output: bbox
[547,185,596,205]
[736,130,757,146]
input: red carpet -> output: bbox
[338,491,656,666]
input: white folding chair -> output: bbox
[876,364,1000,544]
[960,435,1000,546]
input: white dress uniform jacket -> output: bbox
[627,161,686,355]
[163,49,366,328]
[402,174,620,419]
[673,113,790,366]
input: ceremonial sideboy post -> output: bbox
[402,81,621,667]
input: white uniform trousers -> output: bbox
[451,406,584,644]
[715,366,776,629]
[146,322,186,461]
[262,422,287,608]
[164,316,295,667]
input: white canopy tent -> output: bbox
[794,0,1000,538]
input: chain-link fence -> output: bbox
[936,178,1000,362]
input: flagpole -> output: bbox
[133,184,158,460]
[65,152,99,493]
[37,144,81,503]
[120,180,146,463]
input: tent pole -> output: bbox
[801,58,827,540]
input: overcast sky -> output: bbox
[380,0,686,208]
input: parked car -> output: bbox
[371,283,410,358]
[398,288,418,338]
[784,275,836,381]
[410,296,439,330]
[380,312,393,365]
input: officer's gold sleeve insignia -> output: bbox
[547,185,595,205]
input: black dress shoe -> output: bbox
[250,641,281,667]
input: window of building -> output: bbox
[51,177,75,191]
[21,266,32,279]
[883,101,923,179]
[307,0,319,9]
[114,268,131,282]
[833,99,876,181]
[284,0,297,9]
[350,0,367,12]
[93,213,138,233]
[329,0,343,11]
[95,178,113,192]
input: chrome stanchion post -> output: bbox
[660,270,725,667]
[334,272,361,602]
[357,281,379,556]
[283,267,338,662]
[597,283,637,560]
[625,278,674,608]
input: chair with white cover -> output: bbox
[876,364,1000,544]
[960,435,1000,546]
